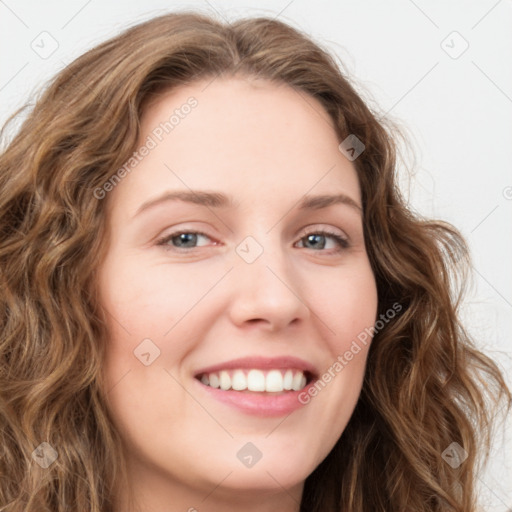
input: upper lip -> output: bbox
[194,356,319,379]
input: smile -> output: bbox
[197,368,310,393]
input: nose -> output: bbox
[227,238,311,332]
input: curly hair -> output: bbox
[0,10,510,512]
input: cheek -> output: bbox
[97,257,195,441]
[97,253,221,396]
[302,261,377,419]
[97,253,204,336]
[312,260,378,348]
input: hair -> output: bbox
[0,10,510,512]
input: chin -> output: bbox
[204,452,316,492]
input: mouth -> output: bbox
[195,368,315,394]
[192,355,320,416]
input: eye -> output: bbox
[155,228,349,253]
[295,229,349,253]
[156,231,214,251]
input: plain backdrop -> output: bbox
[1,1,511,510]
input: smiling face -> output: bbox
[97,76,378,511]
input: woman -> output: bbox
[0,11,510,512]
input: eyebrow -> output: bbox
[133,190,362,218]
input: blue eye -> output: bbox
[155,229,349,253]
[297,231,349,252]
[156,231,212,250]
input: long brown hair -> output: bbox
[0,11,510,512]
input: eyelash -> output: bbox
[155,228,349,254]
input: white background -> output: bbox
[1,1,511,509]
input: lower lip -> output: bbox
[194,378,316,417]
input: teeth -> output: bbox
[209,373,220,389]
[292,372,306,391]
[265,370,283,392]
[231,370,247,391]
[198,369,309,393]
[283,369,293,390]
[219,371,231,391]
[247,369,265,391]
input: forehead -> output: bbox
[110,77,360,215]
[141,76,339,152]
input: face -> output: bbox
[97,76,378,511]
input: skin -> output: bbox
[97,76,378,512]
